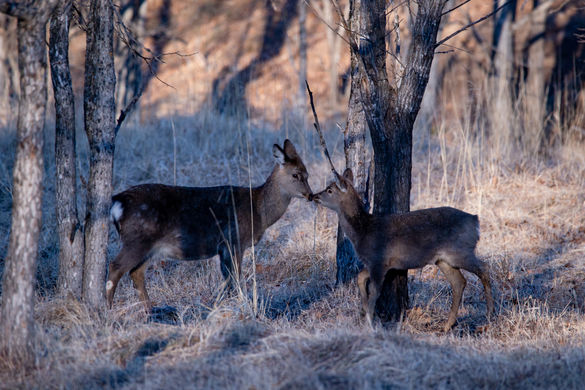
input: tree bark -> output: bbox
[82,0,116,309]
[50,0,85,299]
[0,1,54,365]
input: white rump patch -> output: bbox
[110,201,123,222]
[105,280,113,291]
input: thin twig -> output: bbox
[435,0,514,48]
[306,80,338,176]
[115,85,143,135]
[112,4,196,90]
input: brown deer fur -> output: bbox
[107,140,312,310]
[311,168,494,331]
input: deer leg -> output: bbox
[460,255,495,319]
[219,243,241,292]
[106,246,148,309]
[129,262,152,313]
[365,275,381,329]
[357,269,370,318]
[436,260,466,332]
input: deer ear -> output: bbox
[335,172,348,193]
[343,168,354,184]
[283,139,299,159]
[272,144,286,165]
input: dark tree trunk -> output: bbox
[0,14,17,123]
[336,0,368,285]
[0,1,54,365]
[82,0,116,309]
[50,0,84,299]
[376,1,444,322]
[341,0,444,322]
[490,0,517,144]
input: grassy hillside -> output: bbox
[1,101,585,387]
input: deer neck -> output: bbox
[252,166,292,232]
[337,191,370,248]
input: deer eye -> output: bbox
[327,188,332,194]
[292,173,299,180]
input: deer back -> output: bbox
[359,207,479,271]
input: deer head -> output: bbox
[311,168,358,213]
[272,139,312,200]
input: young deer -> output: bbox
[107,139,312,311]
[311,169,494,331]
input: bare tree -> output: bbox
[0,0,56,365]
[50,0,85,299]
[334,0,446,321]
[82,0,117,309]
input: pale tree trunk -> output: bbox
[341,0,444,321]
[523,0,551,152]
[297,0,307,119]
[490,0,516,148]
[0,1,55,365]
[82,0,116,309]
[315,0,347,110]
[50,0,85,299]
[336,0,368,285]
[323,0,338,109]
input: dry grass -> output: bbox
[0,96,585,389]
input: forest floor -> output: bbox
[1,111,585,389]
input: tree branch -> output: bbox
[435,0,514,49]
[115,84,143,135]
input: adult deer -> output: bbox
[305,81,493,331]
[107,139,312,311]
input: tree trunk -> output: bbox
[82,0,116,309]
[523,0,550,152]
[115,0,146,124]
[0,6,52,365]
[336,0,368,285]
[343,0,444,322]
[490,0,516,147]
[377,1,444,322]
[0,15,17,124]
[297,0,307,119]
[50,0,85,299]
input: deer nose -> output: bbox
[308,193,314,201]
